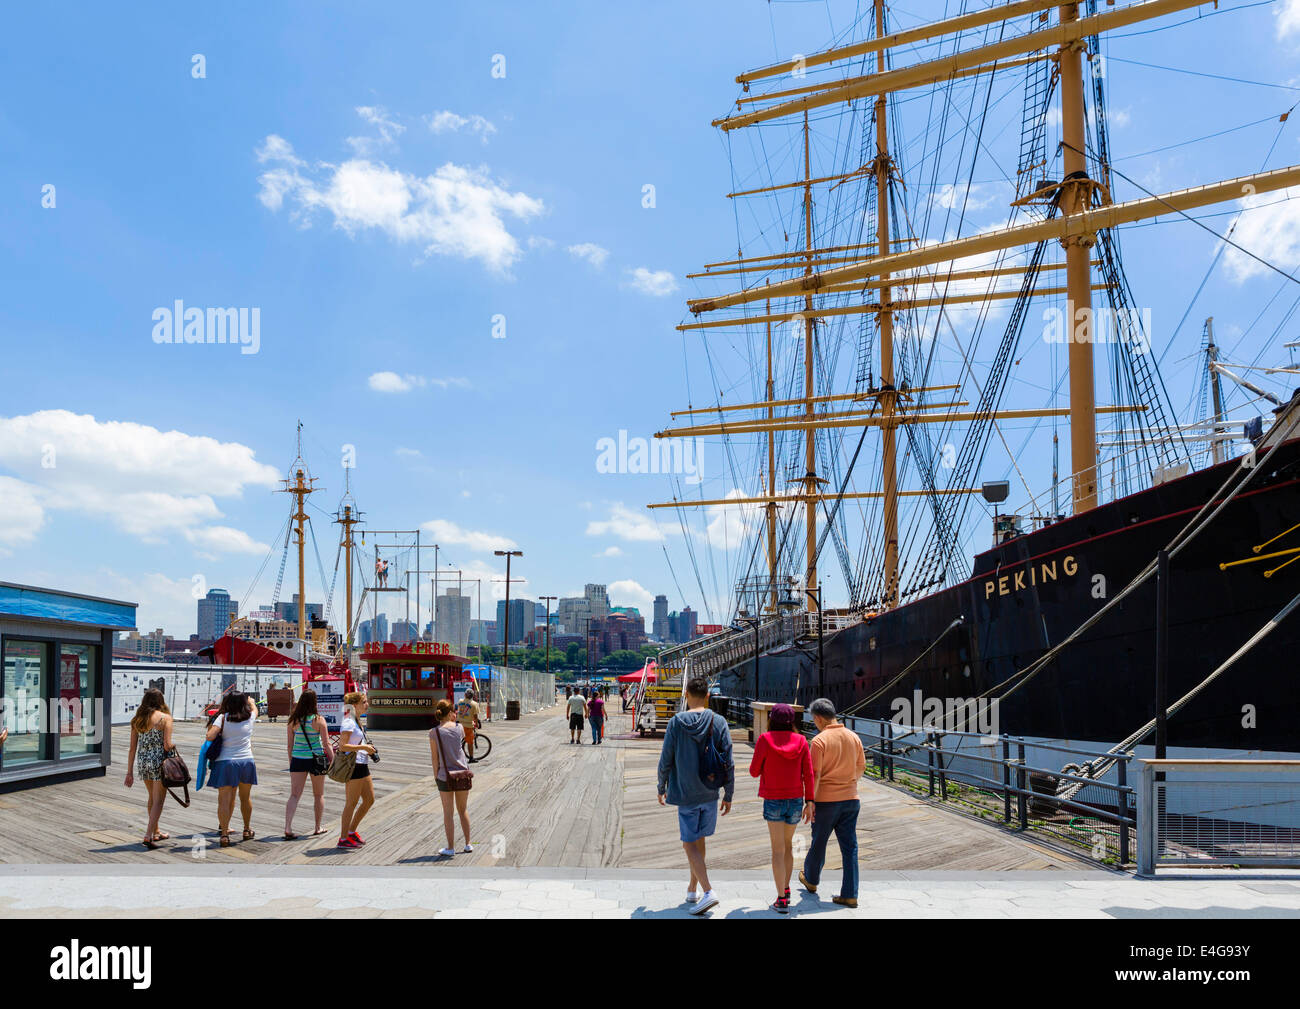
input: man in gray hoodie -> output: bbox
[657,676,734,914]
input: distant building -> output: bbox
[196,588,237,641]
[585,583,609,620]
[390,620,418,645]
[469,619,497,647]
[653,594,669,640]
[275,595,322,625]
[436,588,472,656]
[358,613,389,646]
[496,598,536,645]
[118,627,170,659]
[557,596,590,636]
[667,606,697,644]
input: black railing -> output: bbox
[711,696,1136,866]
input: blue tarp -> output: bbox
[0,584,136,629]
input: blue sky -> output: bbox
[1,1,1299,637]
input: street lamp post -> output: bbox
[539,595,557,677]
[806,585,825,697]
[585,617,592,682]
[493,549,523,672]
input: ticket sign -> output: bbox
[313,677,346,733]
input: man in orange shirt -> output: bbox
[798,697,866,907]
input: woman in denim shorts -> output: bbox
[748,703,814,913]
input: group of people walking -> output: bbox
[124,685,478,857]
[563,685,606,744]
[657,678,865,915]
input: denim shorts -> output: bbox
[677,801,718,842]
[763,797,804,824]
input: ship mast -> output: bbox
[1206,317,1226,465]
[765,291,777,613]
[874,0,899,607]
[1059,1,1098,512]
[278,424,318,649]
[651,0,1300,611]
[801,111,820,612]
[336,500,360,659]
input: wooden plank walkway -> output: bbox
[0,703,1085,869]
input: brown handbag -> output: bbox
[161,748,192,807]
[435,724,473,792]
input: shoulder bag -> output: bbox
[161,747,192,807]
[300,719,329,776]
[435,724,473,792]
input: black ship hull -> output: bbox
[719,439,1300,753]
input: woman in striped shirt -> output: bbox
[284,689,334,840]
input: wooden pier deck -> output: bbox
[0,703,1086,869]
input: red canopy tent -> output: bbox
[617,670,655,683]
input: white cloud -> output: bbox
[595,545,623,558]
[935,183,993,211]
[568,243,609,268]
[1221,189,1300,283]
[586,502,664,542]
[368,372,469,393]
[256,135,544,272]
[624,267,678,297]
[0,476,45,549]
[609,578,653,612]
[426,110,497,142]
[347,105,405,155]
[0,411,278,555]
[420,518,518,553]
[1278,0,1300,40]
[703,488,761,551]
[183,525,270,556]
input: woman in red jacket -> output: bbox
[748,702,814,913]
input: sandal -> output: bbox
[242,828,255,841]
[153,832,170,841]
[142,839,159,850]
[219,833,232,848]
[283,832,298,841]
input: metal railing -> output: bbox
[711,698,1137,865]
[1137,759,1300,874]
[656,609,870,685]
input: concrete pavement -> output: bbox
[1,865,1297,918]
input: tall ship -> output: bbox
[652,0,1300,755]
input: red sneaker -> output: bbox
[337,836,360,849]
[348,831,366,846]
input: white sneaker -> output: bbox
[438,847,455,856]
[691,890,719,915]
[685,890,699,903]
[462,844,474,853]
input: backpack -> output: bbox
[697,713,732,790]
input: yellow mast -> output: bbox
[874,0,899,607]
[1058,2,1098,512]
[766,291,777,614]
[336,503,359,658]
[801,111,819,613]
[278,429,317,647]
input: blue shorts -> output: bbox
[677,801,718,842]
[763,797,804,824]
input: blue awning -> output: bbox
[0,583,137,630]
